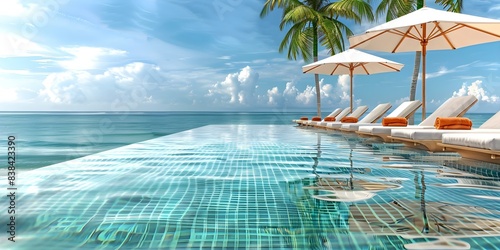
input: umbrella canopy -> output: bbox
[302,49,403,113]
[349,7,500,120]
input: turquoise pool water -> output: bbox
[2,125,499,249]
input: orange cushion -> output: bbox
[300,117,308,121]
[382,117,408,127]
[434,117,472,130]
[324,116,336,122]
[340,116,358,123]
[311,116,322,121]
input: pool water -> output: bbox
[3,125,500,249]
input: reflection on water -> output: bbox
[2,125,499,249]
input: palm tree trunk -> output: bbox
[313,22,321,117]
[409,51,421,125]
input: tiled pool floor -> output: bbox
[2,125,500,249]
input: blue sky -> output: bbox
[1,0,499,112]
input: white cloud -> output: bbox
[459,75,486,80]
[0,0,30,17]
[452,80,499,103]
[58,46,127,70]
[0,34,49,58]
[0,68,31,75]
[336,74,361,106]
[337,74,350,100]
[207,66,261,105]
[252,59,266,64]
[394,96,410,106]
[267,86,280,105]
[422,62,476,80]
[39,62,164,107]
[488,4,500,12]
[296,85,317,105]
[205,67,354,109]
[0,87,37,103]
[424,66,455,79]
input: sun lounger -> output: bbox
[293,108,343,125]
[437,133,500,164]
[340,100,422,132]
[310,107,352,127]
[324,104,391,130]
[356,95,478,142]
[388,111,500,151]
[321,106,369,129]
[302,107,346,126]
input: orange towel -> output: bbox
[311,116,322,121]
[434,117,472,130]
[324,116,336,122]
[340,116,358,123]
[300,117,308,121]
[382,117,408,127]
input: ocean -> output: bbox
[0,111,494,170]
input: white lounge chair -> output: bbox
[356,95,478,142]
[324,104,391,130]
[322,106,369,129]
[437,133,500,164]
[340,100,422,132]
[293,107,344,126]
[310,107,351,127]
[389,111,500,151]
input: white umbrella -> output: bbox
[349,7,500,120]
[302,49,404,113]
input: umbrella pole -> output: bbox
[422,24,428,121]
[422,49,427,121]
[350,68,354,114]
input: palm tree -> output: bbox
[376,0,463,124]
[261,0,374,116]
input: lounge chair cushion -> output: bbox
[386,100,422,117]
[350,106,369,118]
[382,117,407,126]
[478,111,500,129]
[341,117,358,123]
[442,133,500,151]
[392,128,500,140]
[358,96,477,136]
[300,117,308,121]
[359,125,434,135]
[390,111,500,140]
[327,106,369,128]
[358,103,392,123]
[324,117,336,122]
[341,123,383,131]
[419,95,477,126]
[335,107,353,121]
[311,116,322,121]
[434,117,472,130]
[327,108,343,118]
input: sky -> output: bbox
[0,0,500,113]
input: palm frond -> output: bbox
[325,0,375,23]
[260,0,302,18]
[435,0,463,13]
[279,21,314,61]
[376,0,415,21]
[318,17,353,54]
[280,5,320,30]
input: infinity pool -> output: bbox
[3,125,500,249]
